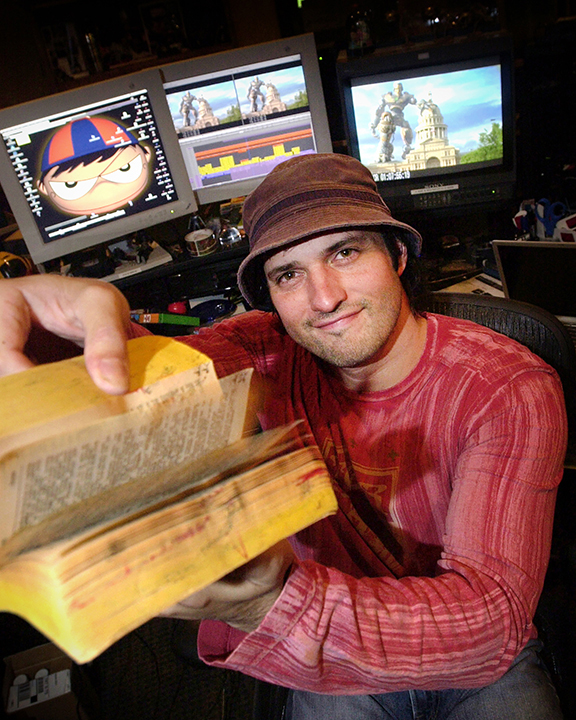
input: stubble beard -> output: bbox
[287,293,403,368]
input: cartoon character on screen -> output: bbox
[370,82,417,160]
[37,116,153,217]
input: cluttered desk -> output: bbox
[442,239,576,351]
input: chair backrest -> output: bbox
[424,292,576,449]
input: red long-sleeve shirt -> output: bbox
[134,310,567,693]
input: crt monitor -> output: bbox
[160,33,333,206]
[0,69,197,267]
[337,37,515,211]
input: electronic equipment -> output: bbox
[493,240,576,319]
[337,37,516,212]
[0,69,197,269]
[160,33,333,205]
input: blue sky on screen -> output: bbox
[166,65,307,126]
[351,64,502,164]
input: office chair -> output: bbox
[424,292,576,431]
[424,291,576,717]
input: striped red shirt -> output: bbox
[134,311,567,693]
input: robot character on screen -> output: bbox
[37,116,153,217]
[247,76,266,113]
[370,82,417,161]
[179,91,198,128]
[373,111,395,164]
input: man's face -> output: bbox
[38,144,152,216]
[263,230,407,369]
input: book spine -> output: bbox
[131,313,200,326]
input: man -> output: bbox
[0,154,567,719]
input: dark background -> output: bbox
[1,1,576,718]
[1,0,576,256]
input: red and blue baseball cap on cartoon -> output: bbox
[41,117,139,174]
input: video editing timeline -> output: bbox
[193,122,315,186]
[1,89,178,246]
[164,54,318,191]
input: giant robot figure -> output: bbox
[371,82,417,160]
[180,91,197,127]
[247,77,266,113]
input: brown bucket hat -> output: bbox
[237,153,423,310]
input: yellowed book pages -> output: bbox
[0,337,252,544]
[0,336,338,663]
[0,335,220,458]
[0,445,336,663]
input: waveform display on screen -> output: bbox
[191,126,315,187]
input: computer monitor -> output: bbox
[160,34,333,205]
[337,37,516,211]
[0,69,197,267]
[493,240,576,318]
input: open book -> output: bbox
[0,336,337,663]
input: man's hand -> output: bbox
[159,540,295,632]
[0,275,131,394]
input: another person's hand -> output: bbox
[0,275,131,394]
[159,540,295,632]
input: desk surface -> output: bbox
[110,240,249,290]
[439,272,504,297]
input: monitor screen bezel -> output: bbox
[159,33,333,206]
[337,37,516,208]
[0,69,197,265]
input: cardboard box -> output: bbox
[3,643,97,719]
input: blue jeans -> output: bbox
[285,640,563,720]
